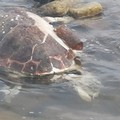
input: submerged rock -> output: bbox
[36,0,102,18]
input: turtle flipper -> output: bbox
[63,71,101,102]
[0,85,21,103]
[73,85,92,102]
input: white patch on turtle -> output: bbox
[15,15,20,21]
[10,18,14,22]
[50,63,61,73]
[31,66,34,70]
[31,44,37,55]
[4,14,8,18]
[26,12,69,50]
[2,31,5,34]
[41,33,48,44]
[10,27,13,30]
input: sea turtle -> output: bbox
[0,7,101,102]
[35,0,102,19]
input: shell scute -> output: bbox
[10,62,23,72]
[0,32,21,59]
[43,34,67,56]
[37,57,52,73]
[11,45,32,63]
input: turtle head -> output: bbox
[55,25,83,50]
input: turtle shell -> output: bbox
[0,7,78,82]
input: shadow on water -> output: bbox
[0,0,120,120]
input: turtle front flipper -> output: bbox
[55,25,83,50]
[0,85,21,103]
[63,71,102,102]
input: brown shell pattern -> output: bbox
[0,8,74,75]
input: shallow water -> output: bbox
[0,0,120,120]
